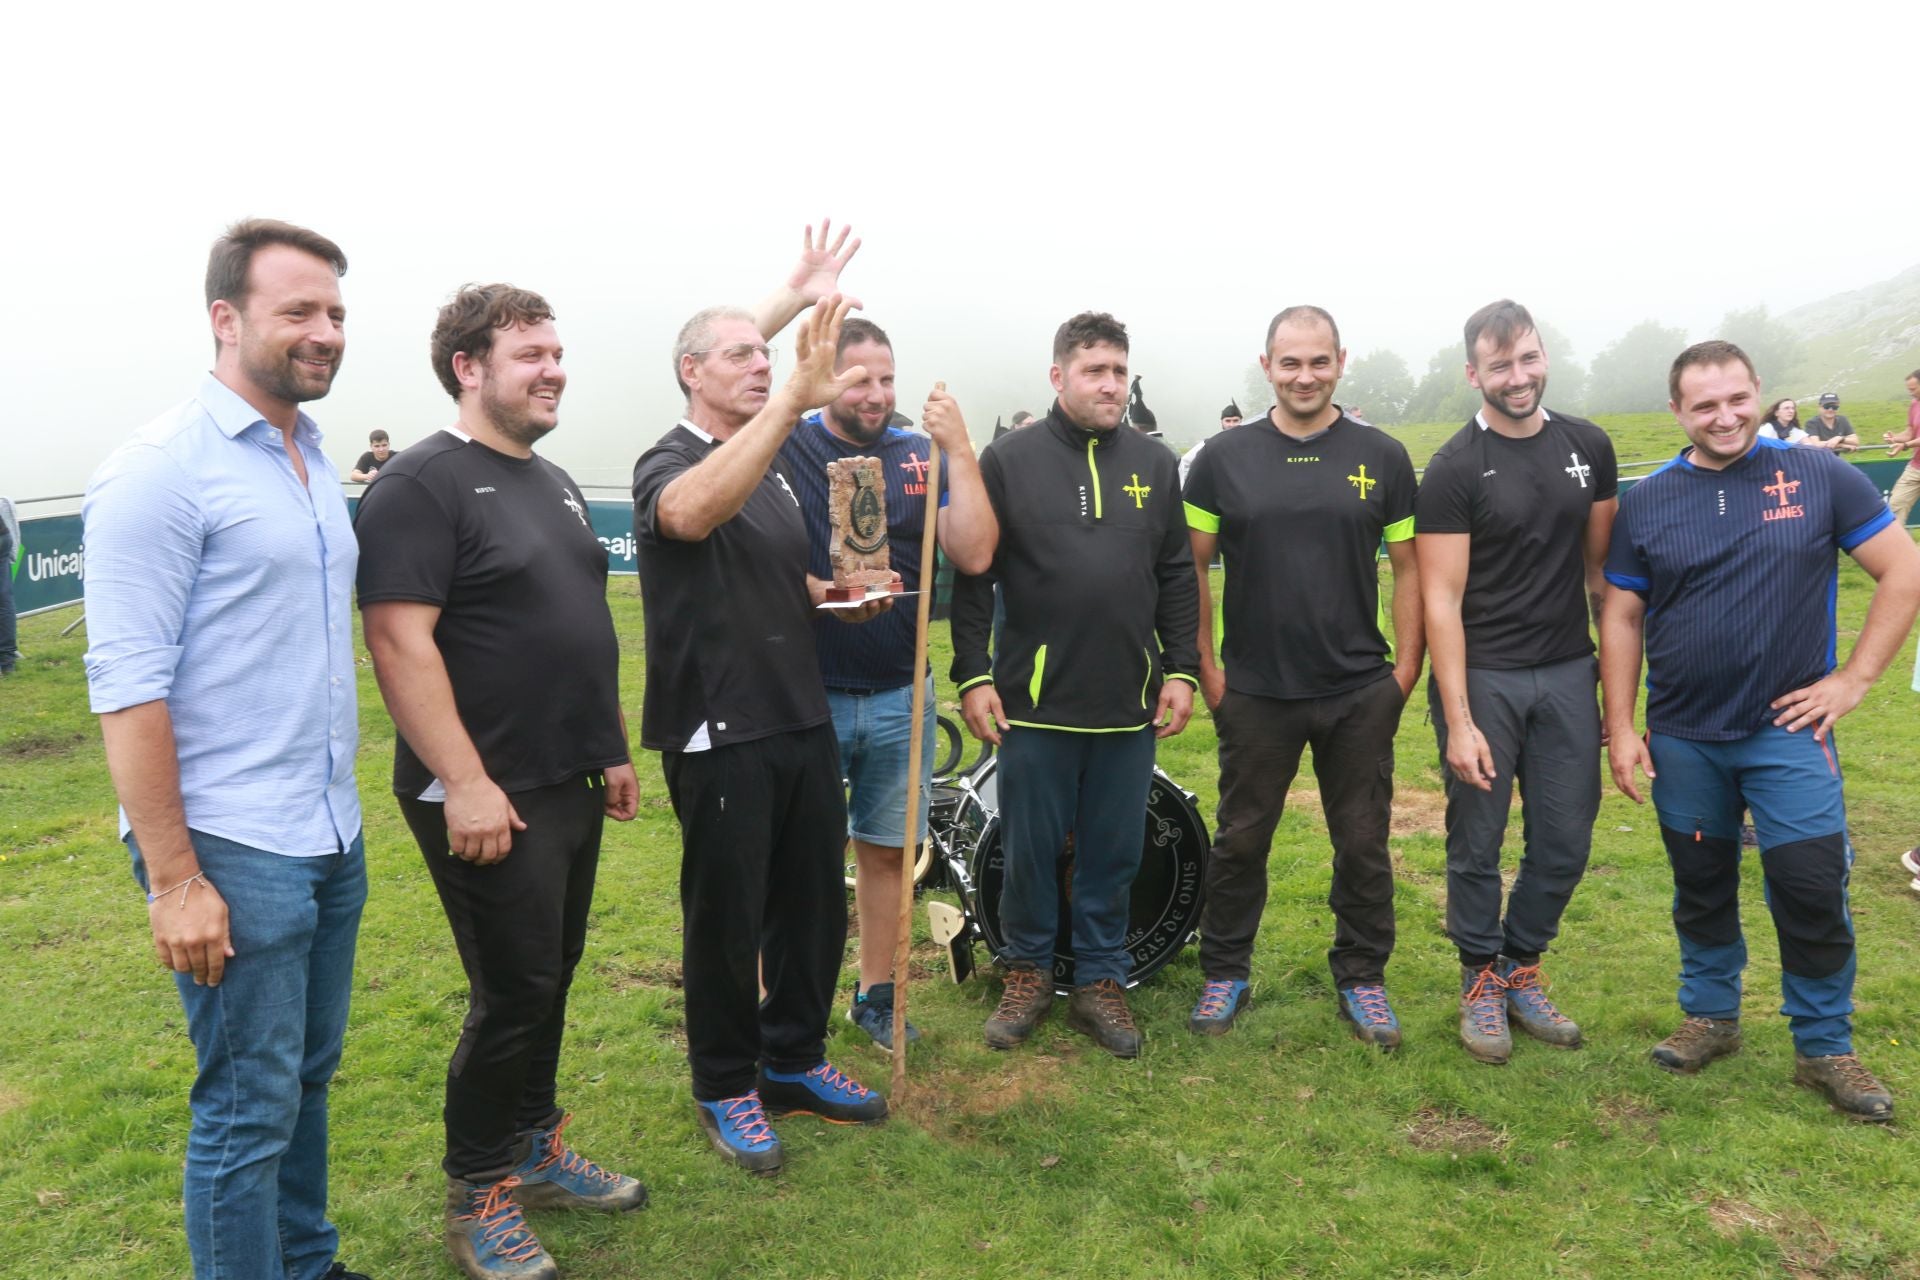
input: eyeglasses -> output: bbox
[690,343,777,368]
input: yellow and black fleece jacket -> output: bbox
[950,404,1200,731]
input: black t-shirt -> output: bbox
[354,450,390,477]
[1803,413,1855,443]
[631,421,829,752]
[1183,414,1416,698]
[1414,411,1618,669]
[352,429,628,797]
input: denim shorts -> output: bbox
[828,675,936,846]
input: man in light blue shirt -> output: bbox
[82,219,372,1280]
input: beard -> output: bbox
[242,339,340,405]
[828,399,892,446]
[1483,373,1547,423]
[481,378,558,448]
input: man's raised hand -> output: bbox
[785,296,867,412]
[786,218,862,311]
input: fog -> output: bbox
[6,0,1915,503]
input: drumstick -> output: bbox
[892,396,944,1101]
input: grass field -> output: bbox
[6,555,1920,1278]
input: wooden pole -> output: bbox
[891,416,943,1101]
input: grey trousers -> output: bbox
[1428,655,1600,965]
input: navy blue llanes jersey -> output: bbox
[1605,437,1893,741]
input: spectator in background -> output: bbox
[1011,409,1035,428]
[0,492,18,675]
[1758,397,1807,443]
[349,429,392,482]
[1879,370,1920,526]
[1802,393,1859,452]
[1179,399,1246,488]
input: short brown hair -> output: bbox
[205,218,347,310]
[368,429,389,445]
[1053,312,1128,367]
[1265,305,1340,355]
[1668,339,1757,404]
[837,317,892,360]
[430,284,556,402]
[1463,299,1536,364]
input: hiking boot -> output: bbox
[1459,963,1512,1064]
[1498,957,1582,1048]
[983,965,1054,1049]
[1795,1052,1894,1123]
[1188,978,1251,1036]
[444,1175,558,1280]
[506,1112,648,1212]
[759,1061,889,1124]
[848,981,921,1053]
[1067,977,1143,1058]
[1337,983,1402,1050]
[1650,1016,1742,1074]
[695,1091,784,1174]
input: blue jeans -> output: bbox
[130,829,367,1280]
[828,676,936,845]
[996,726,1157,986]
[1649,725,1855,1056]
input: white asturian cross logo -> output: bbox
[1565,451,1591,488]
[561,488,587,526]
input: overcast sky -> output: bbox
[6,1,1915,503]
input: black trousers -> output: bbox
[1199,675,1404,987]
[662,724,848,1101]
[403,773,607,1181]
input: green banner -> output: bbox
[13,513,86,616]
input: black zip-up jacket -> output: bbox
[950,403,1200,730]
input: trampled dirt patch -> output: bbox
[1,730,89,761]
[1287,786,1447,839]
[596,958,682,994]
[1704,1198,1848,1277]
[1405,1106,1508,1154]
[915,1053,1071,1121]
[1591,1094,1664,1144]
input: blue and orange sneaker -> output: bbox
[696,1091,784,1174]
[1498,957,1582,1048]
[507,1112,648,1212]
[444,1174,558,1279]
[758,1061,889,1125]
[1337,983,1402,1050]
[1188,978,1251,1036]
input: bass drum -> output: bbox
[955,757,1207,993]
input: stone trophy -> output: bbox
[822,457,905,602]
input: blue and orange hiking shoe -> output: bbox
[444,1175,558,1280]
[758,1061,889,1125]
[848,981,921,1053]
[695,1091,784,1174]
[1337,984,1402,1050]
[507,1112,648,1212]
[1188,978,1251,1036]
[1459,962,1512,1064]
[1498,957,1582,1048]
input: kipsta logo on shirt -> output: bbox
[1565,452,1591,488]
[561,488,587,526]
[1347,464,1376,499]
[1762,470,1804,522]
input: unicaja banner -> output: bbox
[14,513,86,616]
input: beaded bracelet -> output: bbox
[146,872,209,909]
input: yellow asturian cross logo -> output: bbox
[1348,464,1376,499]
[1124,473,1151,509]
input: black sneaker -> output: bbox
[848,981,921,1053]
[983,965,1053,1049]
[1067,978,1142,1059]
[321,1266,373,1280]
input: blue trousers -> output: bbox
[0,523,17,672]
[1649,724,1855,1056]
[130,830,367,1280]
[995,725,1156,986]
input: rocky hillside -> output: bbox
[1778,264,1920,398]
